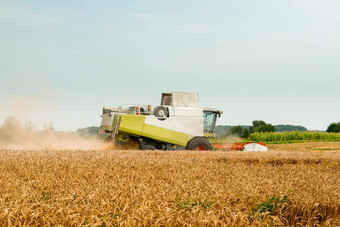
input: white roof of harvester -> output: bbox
[161,92,200,108]
[161,92,223,114]
[203,108,224,115]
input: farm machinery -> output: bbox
[98,92,268,151]
[99,92,222,150]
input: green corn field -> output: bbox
[248,131,340,143]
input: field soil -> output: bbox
[0,142,339,226]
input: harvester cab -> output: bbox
[98,92,223,150]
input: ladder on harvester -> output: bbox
[111,106,122,142]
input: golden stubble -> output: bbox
[0,146,339,226]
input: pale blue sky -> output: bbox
[1,0,339,131]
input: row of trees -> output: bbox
[223,121,340,138]
[224,120,275,138]
[215,124,308,138]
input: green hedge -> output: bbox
[248,131,340,142]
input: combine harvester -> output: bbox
[98,92,267,151]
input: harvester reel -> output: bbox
[154,106,168,120]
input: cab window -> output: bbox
[203,111,217,133]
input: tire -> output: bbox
[186,137,213,151]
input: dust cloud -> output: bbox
[1,79,115,151]
[3,78,59,131]
[0,119,113,151]
[0,135,111,151]
[220,134,243,143]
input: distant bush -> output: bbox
[326,122,340,133]
[250,120,275,133]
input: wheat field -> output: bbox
[0,144,339,226]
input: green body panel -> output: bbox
[119,114,145,136]
[142,124,192,147]
[116,114,192,147]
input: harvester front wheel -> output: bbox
[186,137,212,151]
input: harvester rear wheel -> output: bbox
[186,137,212,151]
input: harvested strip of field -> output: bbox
[0,149,339,226]
[269,141,340,152]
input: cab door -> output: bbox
[203,111,218,136]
